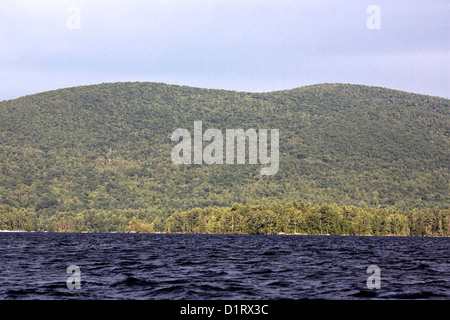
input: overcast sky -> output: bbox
[0,0,449,100]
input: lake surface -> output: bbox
[0,233,448,300]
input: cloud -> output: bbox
[0,0,449,100]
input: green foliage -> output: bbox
[0,82,448,233]
[45,207,163,233]
[0,204,37,231]
[42,202,450,236]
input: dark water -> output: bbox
[0,233,448,300]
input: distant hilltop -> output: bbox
[0,82,448,220]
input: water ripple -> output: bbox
[0,233,448,300]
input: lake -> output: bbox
[0,233,448,300]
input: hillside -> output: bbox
[0,82,449,231]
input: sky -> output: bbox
[0,0,449,101]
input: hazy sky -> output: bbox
[0,0,449,100]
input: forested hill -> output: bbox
[0,82,448,227]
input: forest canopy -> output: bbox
[28,202,450,237]
[0,82,448,234]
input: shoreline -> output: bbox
[1,230,448,238]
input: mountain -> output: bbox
[0,82,448,231]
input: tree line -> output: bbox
[0,205,37,231]
[163,202,449,236]
[2,202,447,237]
